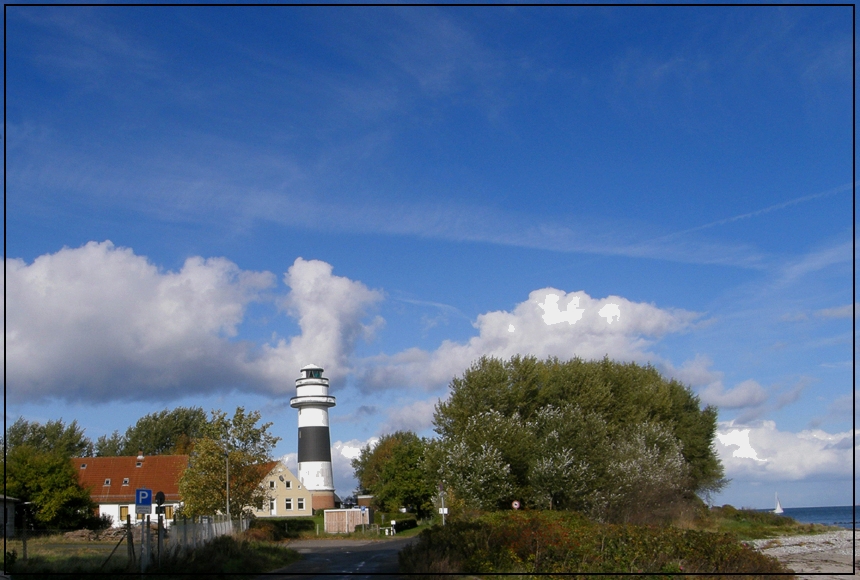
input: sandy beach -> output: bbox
[752,530,857,579]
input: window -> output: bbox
[269,480,275,489]
[120,506,129,520]
[285,480,291,489]
[135,461,143,468]
[80,463,87,469]
[122,478,130,486]
[269,499,275,513]
[285,498,292,510]
[297,498,305,510]
[103,478,111,486]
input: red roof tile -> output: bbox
[72,455,188,503]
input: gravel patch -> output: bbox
[750,530,857,557]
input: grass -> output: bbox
[399,511,796,577]
[698,505,841,540]
[5,531,300,579]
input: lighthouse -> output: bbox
[290,364,337,510]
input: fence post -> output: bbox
[21,506,27,562]
[126,514,134,564]
[157,514,163,568]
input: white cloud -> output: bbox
[331,438,377,499]
[715,421,856,481]
[380,398,439,434]
[246,258,383,390]
[716,429,766,461]
[280,437,378,500]
[5,243,382,403]
[5,241,273,402]
[358,288,699,392]
[815,303,855,319]
[699,379,769,410]
[664,356,772,412]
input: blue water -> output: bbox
[772,506,856,529]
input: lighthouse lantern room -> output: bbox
[290,364,337,510]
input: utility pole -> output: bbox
[225,450,230,519]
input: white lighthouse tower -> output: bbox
[290,364,337,510]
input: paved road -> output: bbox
[260,537,417,579]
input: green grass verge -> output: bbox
[700,505,842,540]
[6,533,300,579]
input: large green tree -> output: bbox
[352,431,436,517]
[431,355,727,522]
[178,408,281,517]
[3,445,99,530]
[4,417,93,457]
[95,406,208,456]
[3,418,100,530]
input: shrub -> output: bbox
[247,517,317,539]
[399,511,792,577]
[392,516,418,533]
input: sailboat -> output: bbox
[773,493,784,514]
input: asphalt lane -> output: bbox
[259,537,418,579]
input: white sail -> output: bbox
[773,493,784,514]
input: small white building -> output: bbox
[72,454,186,527]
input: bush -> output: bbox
[392,515,418,533]
[247,517,317,539]
[399,511,793,576]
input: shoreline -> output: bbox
[751,529,857,579]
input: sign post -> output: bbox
[136,489,152,573]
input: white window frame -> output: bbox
[297,498,305,510]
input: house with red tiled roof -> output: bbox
[71,454,188,527]
[73,454,316,526]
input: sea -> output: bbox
[767,505,856,529]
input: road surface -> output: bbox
[260,537,417,579]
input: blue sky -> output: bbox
[5,5,854,509]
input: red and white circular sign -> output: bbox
[512,500,521,510]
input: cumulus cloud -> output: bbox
[715,421,856,481]
[245,258,383,391]
[664,356,788,416]
[331,438,377,498]
[380,398,439,434]
[6,241,273,402]
[6,243,382,403]
[358,288,699,392]
[699,379,769,410]
[279,437,378,499]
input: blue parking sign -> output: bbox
[136,489,152,515]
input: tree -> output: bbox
[351,431,436,518]
[432,355,727,521]
[94,407,208,456]
[3,445,99,530]
[4,417,93,458]
[178,408,281,517]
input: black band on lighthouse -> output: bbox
[297,426,332,462]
